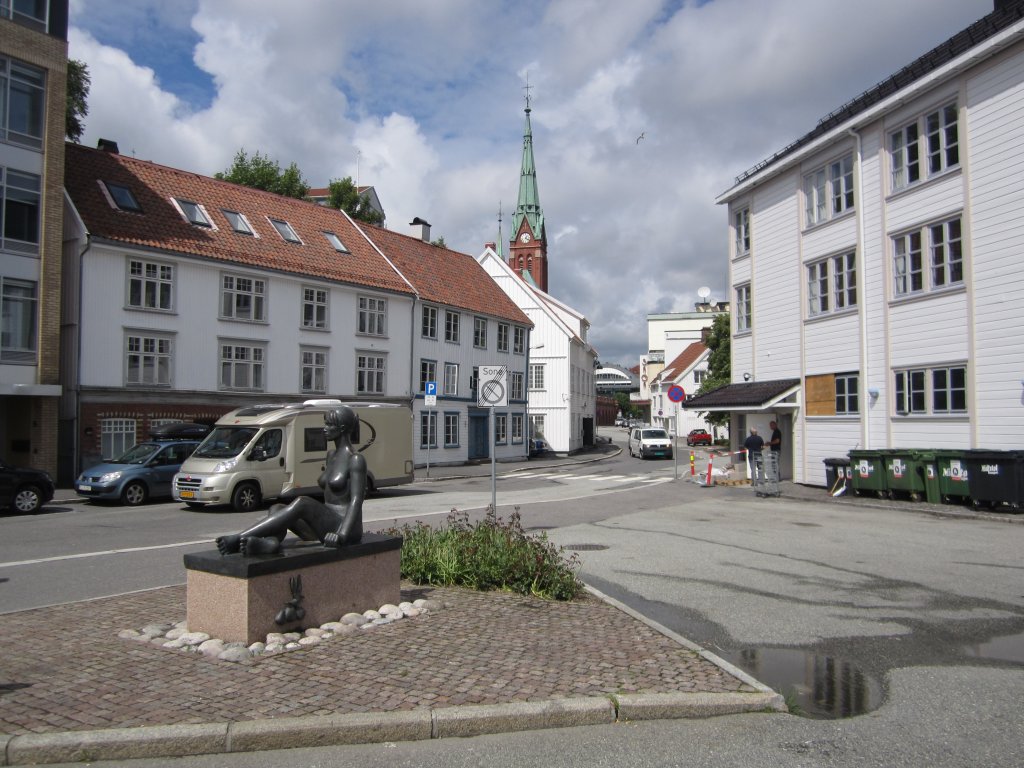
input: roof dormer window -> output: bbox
[104,181,142,212]
[323,231,349,252]
[222,209,254,235]
[269,217,301,243]
[175,198,211,227]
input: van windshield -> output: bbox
[642,429,668,439]
[192,427,259,459]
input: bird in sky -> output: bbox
[636,131,645,144]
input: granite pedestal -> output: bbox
[184,533,402,645]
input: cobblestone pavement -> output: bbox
[0,583,756,736]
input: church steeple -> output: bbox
[509,84,548,292]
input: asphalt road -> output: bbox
[4,427,1024,766]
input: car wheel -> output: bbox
[121,481,148,506]
[13,485,43,514]
[231,482,262,513]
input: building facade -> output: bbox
[0,0,68,475]
[694,1,1024,485]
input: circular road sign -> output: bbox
[480,378,506,405]
[667,385,686,403]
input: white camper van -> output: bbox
[173,400,412,512]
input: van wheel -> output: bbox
[231,483,261,513]
[121,481,147,506]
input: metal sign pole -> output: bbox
[426,410,431,478]
[490,407,496,511]
[674,402,679,480]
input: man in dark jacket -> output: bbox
[743,427,765,485]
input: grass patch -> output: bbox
[383,507,584,601]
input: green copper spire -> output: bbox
[512,102,544,240]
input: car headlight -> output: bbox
[213,458,238,474]
[99,471,123,483]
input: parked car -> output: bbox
[0,459,55,514]
[76,430,206,506]
[686,429,713,446]
[628,427,673,459]
[613,417,627,427]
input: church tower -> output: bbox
[508,92,548,292]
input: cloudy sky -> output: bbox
[68,0,994,366]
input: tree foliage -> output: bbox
[325,177,384,225]
[215,149,310,199]
[66,59,90,142]
[697,312,732,426]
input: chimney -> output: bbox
[409,217,431,243]
[97,138,120,154]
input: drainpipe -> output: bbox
[847,127,870,449]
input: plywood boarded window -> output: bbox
[805,374,836,416]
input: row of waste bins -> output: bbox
[824,449,1024,511]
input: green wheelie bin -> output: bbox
[849,450,887,498]
[884,449,928,501]
[933,449,970,504]
[916,450,942,504]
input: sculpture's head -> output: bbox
[325,405,360,443]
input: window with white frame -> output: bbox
[125,332,172,386]
[443,362,458,396]
[497,322,509,352]
[422,305,437,339]
[893,217,962,297]
[2,168,40,251]
[104,181,141,212]
[494,414,507,444]
[694,369,707,385]
[358,296,386,336]
[804,153,853,226]
[357,352,386,394]
[835,373,859,415]
[513,326,526,354]
[128,259,173,311]
[420,359,436,393]
[269,217,301,243]
[890,102,958,191]
[894,365,966,415]
[0,3,47,33]
[301,286,328,329]
[444,412,459,447]
[221,274,266,321]
[101,418,136,460]
[0,277,35,362]
[529,363,545,390]
[735,284,751,332]
[420,411,437,448]
[511,413,524,444]
[300,347,327,393]
[734,207,750,256]
[510,371,524,400]
[175,198,211,227]
[222,209,253,235]
[0,57,44,148]
[473,317,487,348]
[445,310,460,343]
[529,414,545,439]
[807,251,856,317]
[219,342,265,390]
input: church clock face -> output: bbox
[520,232,532,243]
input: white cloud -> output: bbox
[69,0,995,365]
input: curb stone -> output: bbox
[431,698,615,739]
[5,723,228,765]
[226,710,432,753]
[616,692,786,721]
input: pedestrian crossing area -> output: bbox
[506,470,672,486]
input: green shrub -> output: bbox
[384,507,583,601]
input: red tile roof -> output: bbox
[358,224,532,326]
[64,144,414,296]
[659,342,708,382]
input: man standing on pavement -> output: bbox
[743,427,765,486]
[769,421,782,455]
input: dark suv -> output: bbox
[686,429,713,446]
[0,459,56,514]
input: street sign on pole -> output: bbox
[425,381,437,407]
[667,385,686,403]
[478,365,508,407]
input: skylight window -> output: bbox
[223,209,254,235]
[323,231,349,252]
[175,198,211,227]
[104,181,142,212]
[269,218,301,243]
